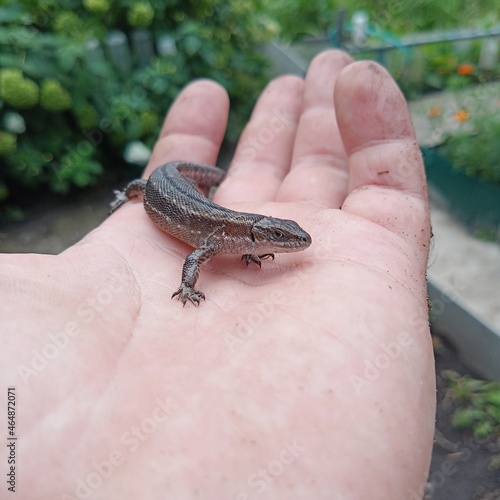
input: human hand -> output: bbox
[1,50,434,499]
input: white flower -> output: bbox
[124,140,151,165]
[3,112,26,134]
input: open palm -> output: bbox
[1,50,434,499]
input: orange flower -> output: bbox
[454,109,470,122]
[427,106,442,117]
[457,63,474,75]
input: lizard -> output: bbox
[110,161,312,306]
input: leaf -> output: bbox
[0,53,25,69]
[57,45,83,72]
[451,408,487,429]
[0,4,31,25]
[0,26,39,49]
[73,170,91,187]
[424,72,444,90]
[485,390,500,408]
[183,34,202,56]
[473,420,494,438]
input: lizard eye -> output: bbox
[273,229,284,239]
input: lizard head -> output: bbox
[251,217,312,254]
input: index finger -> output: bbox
[145,79,229,178]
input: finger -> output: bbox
[278,50,353,207]
[106,80,228,231]
[145,79,230,178]
[334,61,430,250]
[215,75,304,206]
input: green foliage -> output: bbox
[51,145,103,193]
[0,69,39,109]
[0,0,271,210]
[438,112,500,186]
[262,0,498,42]
[0,131,17,156]
[83,0,111,16]
[40,79,72,112]
[259,0,335,40]
[474,229,498,242]
[127,2,155,28]
[444,370,500,438]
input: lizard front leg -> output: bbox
[241,253,275,268]
[172,245,219,306]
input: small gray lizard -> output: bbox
[110,161,312,306]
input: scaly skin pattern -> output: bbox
[110,161,312,305]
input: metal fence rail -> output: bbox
[298,11,500,70]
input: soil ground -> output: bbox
[429,333,500,500]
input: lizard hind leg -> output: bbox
[110,179,148,213]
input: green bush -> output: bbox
[444,370,500,438]
[438,112,500,185]
[0,0,272,212]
